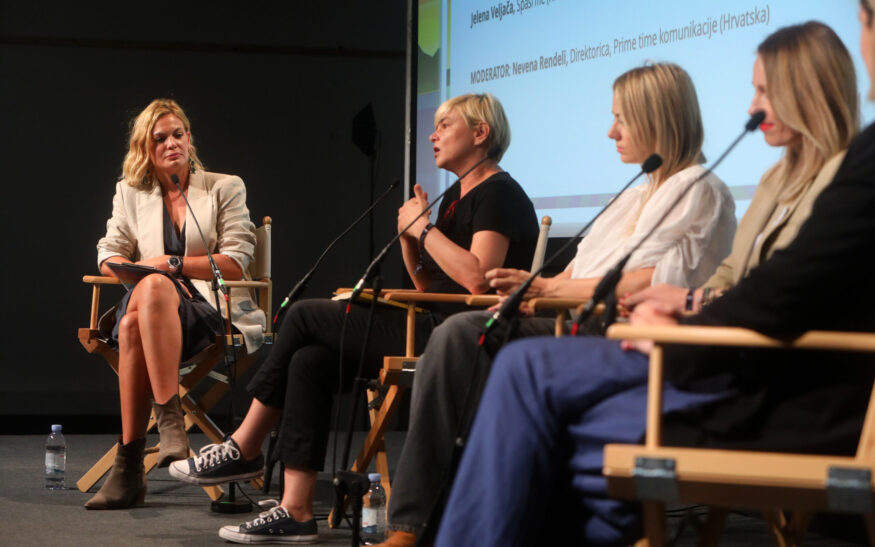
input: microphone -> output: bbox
[171,173,229,301]
[347,149,497,305]
[273,179,401,324]
[570,110,766,334]
[480,153,663,342]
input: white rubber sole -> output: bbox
[218,525,318,544]
[168,462,263,486]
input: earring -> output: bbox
[141,170,149,185]
[189,158,196,173]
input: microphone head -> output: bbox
[746,111,766,132]
[171,174,180,186]
[641,154,663,174]
[389,178,401,190]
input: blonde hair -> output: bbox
[758,22,858,202]
[613,62,705,187]
[433,93,511,161]
[122,99,204,189]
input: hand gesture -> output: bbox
[398,184,431,236]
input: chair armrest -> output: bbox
[225,280,270,289]
[382,291,473,304]
[465,295,499,306]
[529,297,589,310]
[605,324,875,353]
[83,275,121,285]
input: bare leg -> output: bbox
[128,274,182,404]
[117,310,151,444]
[280,466,318,522]
[231,398,283,460]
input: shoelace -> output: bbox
[242,506,288,530]
[192,441,240,472]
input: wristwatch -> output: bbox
[168,255,183,275]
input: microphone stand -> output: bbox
[347,153,493,305]
[479,153,664,343]
[170,173,249,513]
[417,154,663,544]
[329,152,493,534]
[571,111,766,333]
[273,179,401,326]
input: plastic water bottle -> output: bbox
[360,473,387,544]
[45,424,66,490]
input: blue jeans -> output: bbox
[435,336,729,547]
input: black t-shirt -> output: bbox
[420,172,539,315]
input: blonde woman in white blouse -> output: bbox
[381,62,736,547]
[624,22,858,316]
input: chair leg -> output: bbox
[642,502,667,547]
[262,428,280,494]
[763,510,810,547]
[367,388,392,499]
[864,513,875,546]
[328,384,407,528]
[697,507,728,547]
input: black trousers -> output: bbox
[247,298,439,470]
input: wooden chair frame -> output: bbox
[333,218,557,513]
[603,324,875,547]
[77,217,274,500]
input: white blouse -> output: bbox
[567,164,736,288]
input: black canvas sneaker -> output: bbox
[169,437,264,485]
[218,506,318,544]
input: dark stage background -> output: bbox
[0,1,411,432]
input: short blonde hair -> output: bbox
[758,22,858,201]
[433,93,511,161]
[122,99,204,189]
[613,62,705,186]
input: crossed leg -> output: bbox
[116,273,183,443]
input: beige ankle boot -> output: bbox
[152,394,189,467]
[84,437,147,509]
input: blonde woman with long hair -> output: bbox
[86,99,264,509]
[626,21,858,313]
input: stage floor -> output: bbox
[0,433,862,546]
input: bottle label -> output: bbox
[362,507,378,529]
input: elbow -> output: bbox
[463,277,491,295]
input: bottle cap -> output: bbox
[368,473,381,482]
[51,424,62,433]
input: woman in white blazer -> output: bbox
[85,99,264,509]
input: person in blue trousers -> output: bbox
[435,3,875,545]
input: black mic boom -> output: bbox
[481,153,663,339]
[274,179,401,323]
[348,153,493,303]
[171,173,229,300]
[571,110,766,332]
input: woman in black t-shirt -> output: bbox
[168,93,539,544]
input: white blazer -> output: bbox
[96,170,266,352]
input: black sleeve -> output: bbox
[682,125,875,338]
[470,177,530,240]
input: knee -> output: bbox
[492,338,537,384]
[279,299,338,334]
[117,313,140,347]
[133,274,177,310]
[429,312,480,349]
